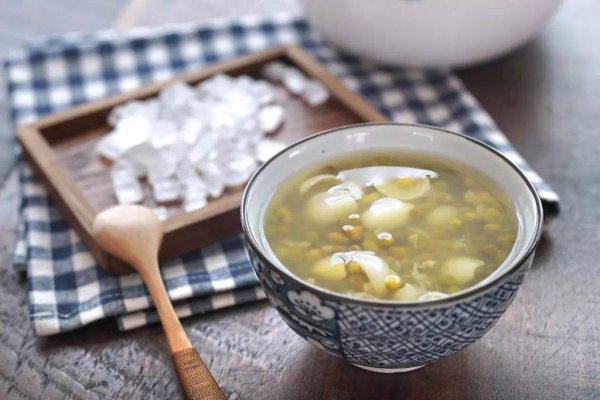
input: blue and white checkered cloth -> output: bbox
[3,14,559,336]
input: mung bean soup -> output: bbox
[264,152,518,301]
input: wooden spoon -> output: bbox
[93,204,226,400]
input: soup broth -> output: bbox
[263,152,518,301]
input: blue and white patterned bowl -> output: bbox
[241,123,543,372]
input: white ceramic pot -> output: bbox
[301,0,563,68]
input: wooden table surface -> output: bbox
[1,1,598,399]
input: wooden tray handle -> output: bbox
[172,348,226,400]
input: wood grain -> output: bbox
[1,1,599,400]
[18,45,383,274]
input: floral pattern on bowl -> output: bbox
[248,245,533,370]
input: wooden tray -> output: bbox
[18,45,386,274]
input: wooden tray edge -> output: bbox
[18,45,387,275]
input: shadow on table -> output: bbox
[531,233,555,271]
[458,30,557,146]
[460,27,553,95]
[278,341,507,400]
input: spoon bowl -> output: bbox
[93,204,226,399]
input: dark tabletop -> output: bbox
[0,1,598,399]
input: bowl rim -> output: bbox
[241,122,544,308]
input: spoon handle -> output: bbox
[141,265,226,400]
[173,348,226,400]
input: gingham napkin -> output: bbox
[3,14,560,336]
